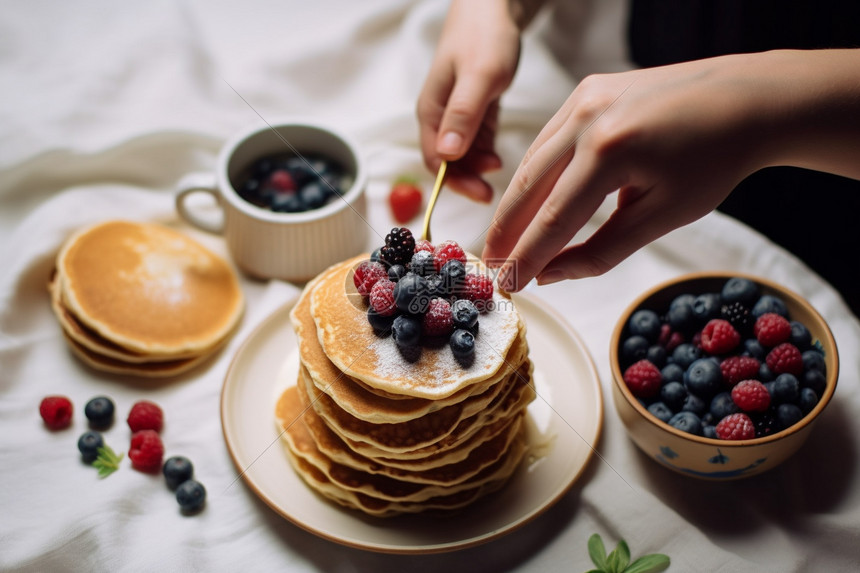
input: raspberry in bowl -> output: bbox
[609,272,838,480]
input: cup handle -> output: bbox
[175,172,225,234]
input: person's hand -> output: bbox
[483,49,860,291]
[416,0,522,202]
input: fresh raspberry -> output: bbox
[267,169,296,192]
[715,413,755,440]
[128,429,164,473]
[658,324,685,353]
[369,279,397,316]
[766,342,803,376]
[720,356,761,386]
[433,240,467,272]
[462,273,494,311]
[699,319,740,355]
[127,400,164,433]
[422,298,454,337]
[39,396,73,430]
[731,379,771,412]
[414,239,434,254]
[623,359,662,399]
[754,312,792,347]
[353,260,388,297]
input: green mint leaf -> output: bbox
[92,444,124,478]
[588,534,608,569]
[606,548,621,573]
[615,540,631,571]
[623,554,671,573]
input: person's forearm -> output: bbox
[754,49,860,180]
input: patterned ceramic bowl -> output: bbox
[610,271,838,480]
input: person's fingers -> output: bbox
[435,73,505,160]
[494,148,615,291]
[481,116,578,266]
[416,62,455,172]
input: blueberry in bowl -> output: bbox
[610,272,838,480]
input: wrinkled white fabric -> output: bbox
[2,1,859,572]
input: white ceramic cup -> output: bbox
[176,119,368,283]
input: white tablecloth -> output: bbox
[2,2,859,571]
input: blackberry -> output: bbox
[721,301,753,335]
[379,227,415,266]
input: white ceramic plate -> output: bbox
[220,292,603,554]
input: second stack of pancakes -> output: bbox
[275,254,535,517]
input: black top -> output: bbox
[628,0,860,317]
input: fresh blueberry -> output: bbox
[176,480,207,512]
[299,181,329,210]
[252,157,276,178]
[692,293,722,324]
[163,456,194,490]
[789,321,812,350]
[802,349,826,374]
[282,156,316,186]
[646,345,667,368]
[367,307,394,333]
[391,315,421,348]
[451,299,479,331]
[238,178,262,202]
[449,329,476,362]
[425,273,445,298]
[78,431,104,463]
[660,381,687,411]
[409,250,435,277]
[628,309,662,342]
[703,425,718,439]
[439,259,467,296]
[671,343,702,369]
[743,338,767,361]
[681,393,707,417]
[752,294,788,318]
[803,369,827,396]
[771,373,800,404]
[684,358,722,399]
[271,192,305,213]
[798,387,819,415]
[387,264,407,282]
[667,295,696,334]
[84,396,115,428]
[776,403,803,430]
[393,274,431,314]
[758,362,775,382]
[620,335,650,368]
[370,248,382,263]
[721,277,760,307]
[647,402,673,423]
[710,392,740,420]
[668,411,703,436]
[661,363,684,384]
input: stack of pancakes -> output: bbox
[275,255,535,517]
[49,220,244,377]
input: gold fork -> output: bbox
[421,160,447,243]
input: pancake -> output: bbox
[48,273,215,364]
[275,384,527,509]
[310,256,522,400]
[56,220,244,355]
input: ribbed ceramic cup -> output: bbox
[176,119,368,283]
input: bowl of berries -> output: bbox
[610,272,838,480]
[176,118,368,282]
